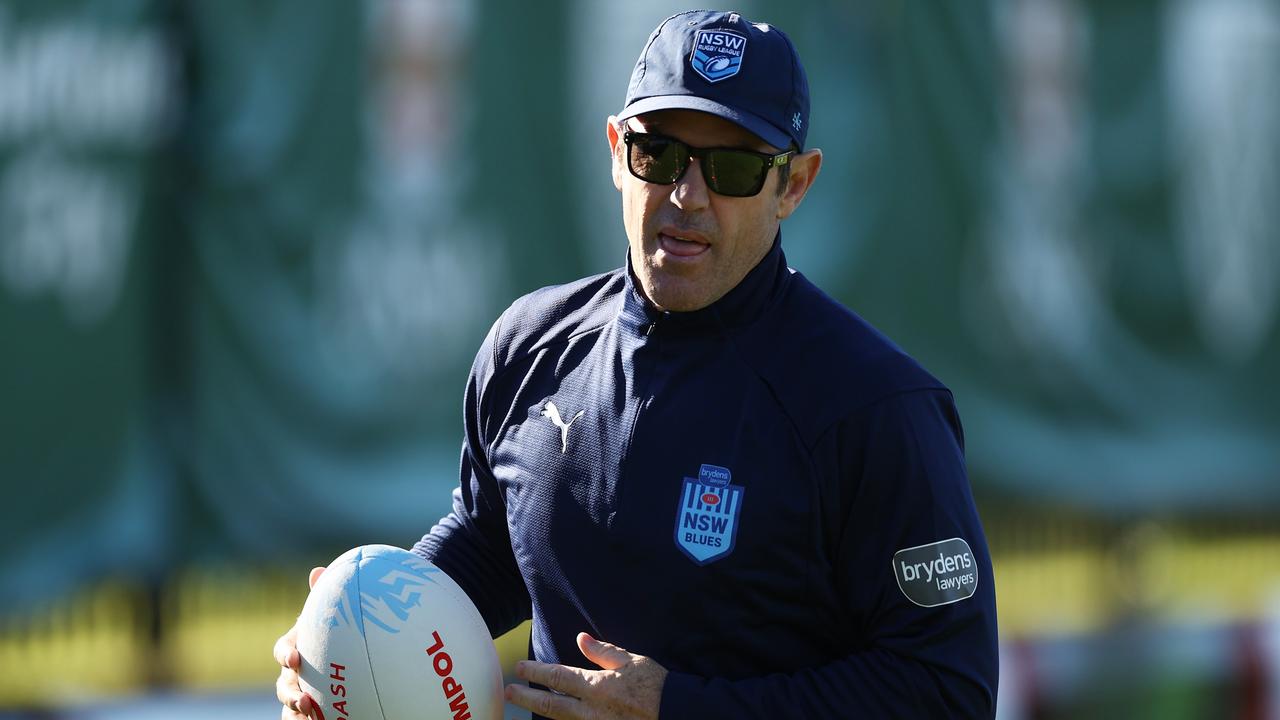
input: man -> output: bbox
[277,10,998,719]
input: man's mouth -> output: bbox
[657,230,710,258]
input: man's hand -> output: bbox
[506,632,667,720]
[274,566,326,720]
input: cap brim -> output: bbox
[619,95,795,151]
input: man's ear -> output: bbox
[606,116,624,191]
[777,148,823,220]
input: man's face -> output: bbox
[607,109,794,313]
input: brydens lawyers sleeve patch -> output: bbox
[892,538,979,607]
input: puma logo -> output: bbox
[540,401,585,454]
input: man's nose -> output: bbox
[670,158,711,211]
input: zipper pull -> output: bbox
[644,311,669,336]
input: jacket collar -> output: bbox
[618,231,790,337]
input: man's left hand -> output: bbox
[505,632,667,720]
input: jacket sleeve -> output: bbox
[660,388,999,718]
[412,312,532,639]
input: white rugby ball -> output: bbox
[296,544,503,720]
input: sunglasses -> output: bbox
[622,131,794,198]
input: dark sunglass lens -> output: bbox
[704,150,767,197]
[630,136,685,184]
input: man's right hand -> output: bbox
[274,566,327,720]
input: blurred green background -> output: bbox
[2,0,1278,718]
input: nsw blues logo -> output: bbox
[690,29,747,83]
[674,464,744,564]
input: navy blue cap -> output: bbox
[620,10,809,150]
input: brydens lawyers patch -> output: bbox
[690,29,746,83]
[892,537,979,607]
[674,464,744,564]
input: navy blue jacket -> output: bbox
[415,237,999,718]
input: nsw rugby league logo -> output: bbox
[690,29,747,83]
[674,464,744,564]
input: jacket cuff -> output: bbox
[659,670,715,718]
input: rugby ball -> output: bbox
[296,544,503,720]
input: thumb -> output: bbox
[577,632,633,671]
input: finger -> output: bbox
[506,682,584,720]
[280,696,317,720]
[274,626,300,668]
[275,667,312,712]
[297,693,315,719]
[515,660,595,697]
[577,632,633,671]
[308,566,326,589]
